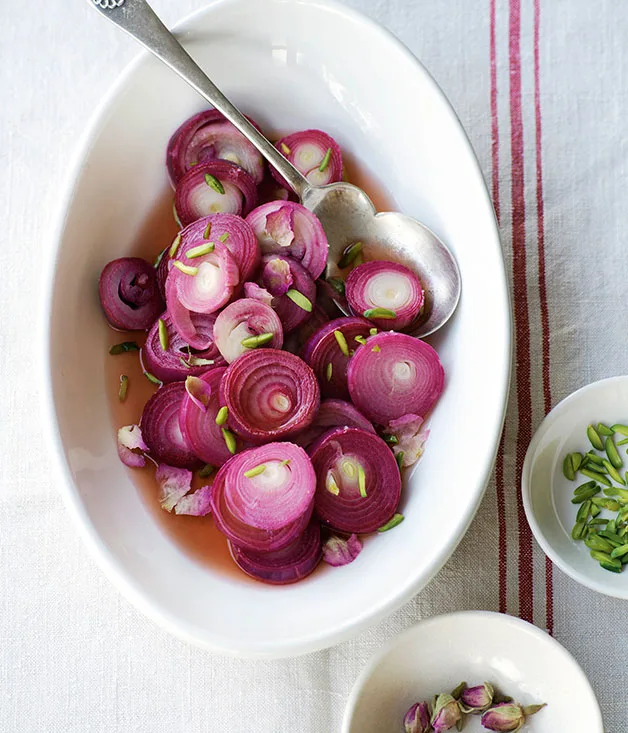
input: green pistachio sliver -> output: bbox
[354,335,367,346]
[215,406,229,426]
[327,277,346,297]
[598,529,624,546]
[606,437,623,469]
[326,362,333,381]
[333,329,350,357]
[618,438,628,446]
[571,452,583,472]
[203,221,212,240]
[587,424,604,450]
[319,147,332,173]
[590,549,614,563]
[154,249,166,268]
[158,318,169,351]
[204,173,225,194]
[241,332,274,349]
[219,232,230,243]
[611,543,628,559]
[179,357,191,369]
[597,423,615,436]
[615,488,628,502]
[357,465,367,497]
[589,518,608,526]
[375,514,406,536]
[280,142,291,155]
[572,521,587,540]
[576,500,592,522]
[118,375,129,402]
[585,451,605,466]
[612,424,628,436]
[604,487,620,497]
[280,459,291,466]
[369,327,378,336]
[563,454,576,481]
[383,434,399,445]
[590,503,601,517]
[169,233,182,258]
[286,289,312,312]
[585,535,615,553]
[363,307,396,320]
[574,480,597,495]
[602,459,625,485]
[244,464,266,479]
[109,341,139,355]
[581,468,611,486]
[337,241,363,269]
[173,260,199,276]
[395,451,404,471]
[199,464,215,478]
[600,560,623,573]
[607,519,617,534]
[187,242,215,258]
[571,487,599,503]
[372,345,381,353]
[591,497,620,511]
[144,371,162,385]
[222,428,237,454]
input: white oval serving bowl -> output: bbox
[43,0,510,657]
[342,611,603,733]
[523,375,628,599]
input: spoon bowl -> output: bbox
[89,0,461,337]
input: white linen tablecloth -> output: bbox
[1,0,626,730]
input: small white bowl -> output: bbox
[342,611,603,733]
[523,376,628,599]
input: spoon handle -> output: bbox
[88,0,309,198]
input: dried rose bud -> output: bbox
[431,693,461,732]
[403,702,431,733]
[481,701,546,731]
[459,681,494,714]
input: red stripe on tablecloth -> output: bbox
[489,0,507,614]
[533,0,554,635]
[509,0,534,623]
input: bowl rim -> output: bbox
[522,374,628,600]
[41,0,512,657]
[341,610,604,732]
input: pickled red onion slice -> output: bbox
[99,257,164,331]
[272,129,343,187]
[213,298,283,363]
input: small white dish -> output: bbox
[342,611,603,732]
[43,0,510,656]
[523,375,628,599]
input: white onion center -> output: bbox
[391,359,416,391]
[195,260,224,299]
[272,391,292,413]
[293,143,325,171]
[364,271,413,310]
[191,181,242,215]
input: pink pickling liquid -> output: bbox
[104,155,394,576]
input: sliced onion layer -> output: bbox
[246,201,328,279]
[346,261,424,330]
[272,129,343,187]
[167,109,265,186]
[213,298,283,363]
[166,241,239,314]
[174,160,258,226]
[211,442,315,552]
[179,367,238,466]
[347,332,444,424]
[220,349,320,443]
[229,521,322,585]
[259,254,316,333]
[178,214,259,283]
[294,398,374,448]
[309,427,401,533]
[302,317,373,399]
[141,311,224,383]
[282,305,330,354]
[99,257,164,331]
[141,382,200,469]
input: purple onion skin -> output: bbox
[309,427,401,534]
[347,331,444,424]
[174,160,258,227]
[99,257,165,331]
[345,260,425,331]
[256,173,296,206]
[246,201,329,279]
[210,451,314,553]
[141,382,200,469]
[220,348,320,444]
[259,254,317,333]
[282,305,330,354]
[179,367,236,466]
[229,521,322,585]
[293,398,374,448]
[167,109,265,186]
[178,214,260,284]
[272,129,343,188]
[302,317,373,399]
[141,311,225,383]
[156,246,170,300]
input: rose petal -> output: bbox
[386,413,430,467]
[322,533,362,566]
[117,425,147,468]
[244,281,274,306]
[264,206,295,247]
[174,485,213,516]
[156,464,193,512]
[262,257,293,297]
[185,375,212,412]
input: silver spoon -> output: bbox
[88,0,461,337]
